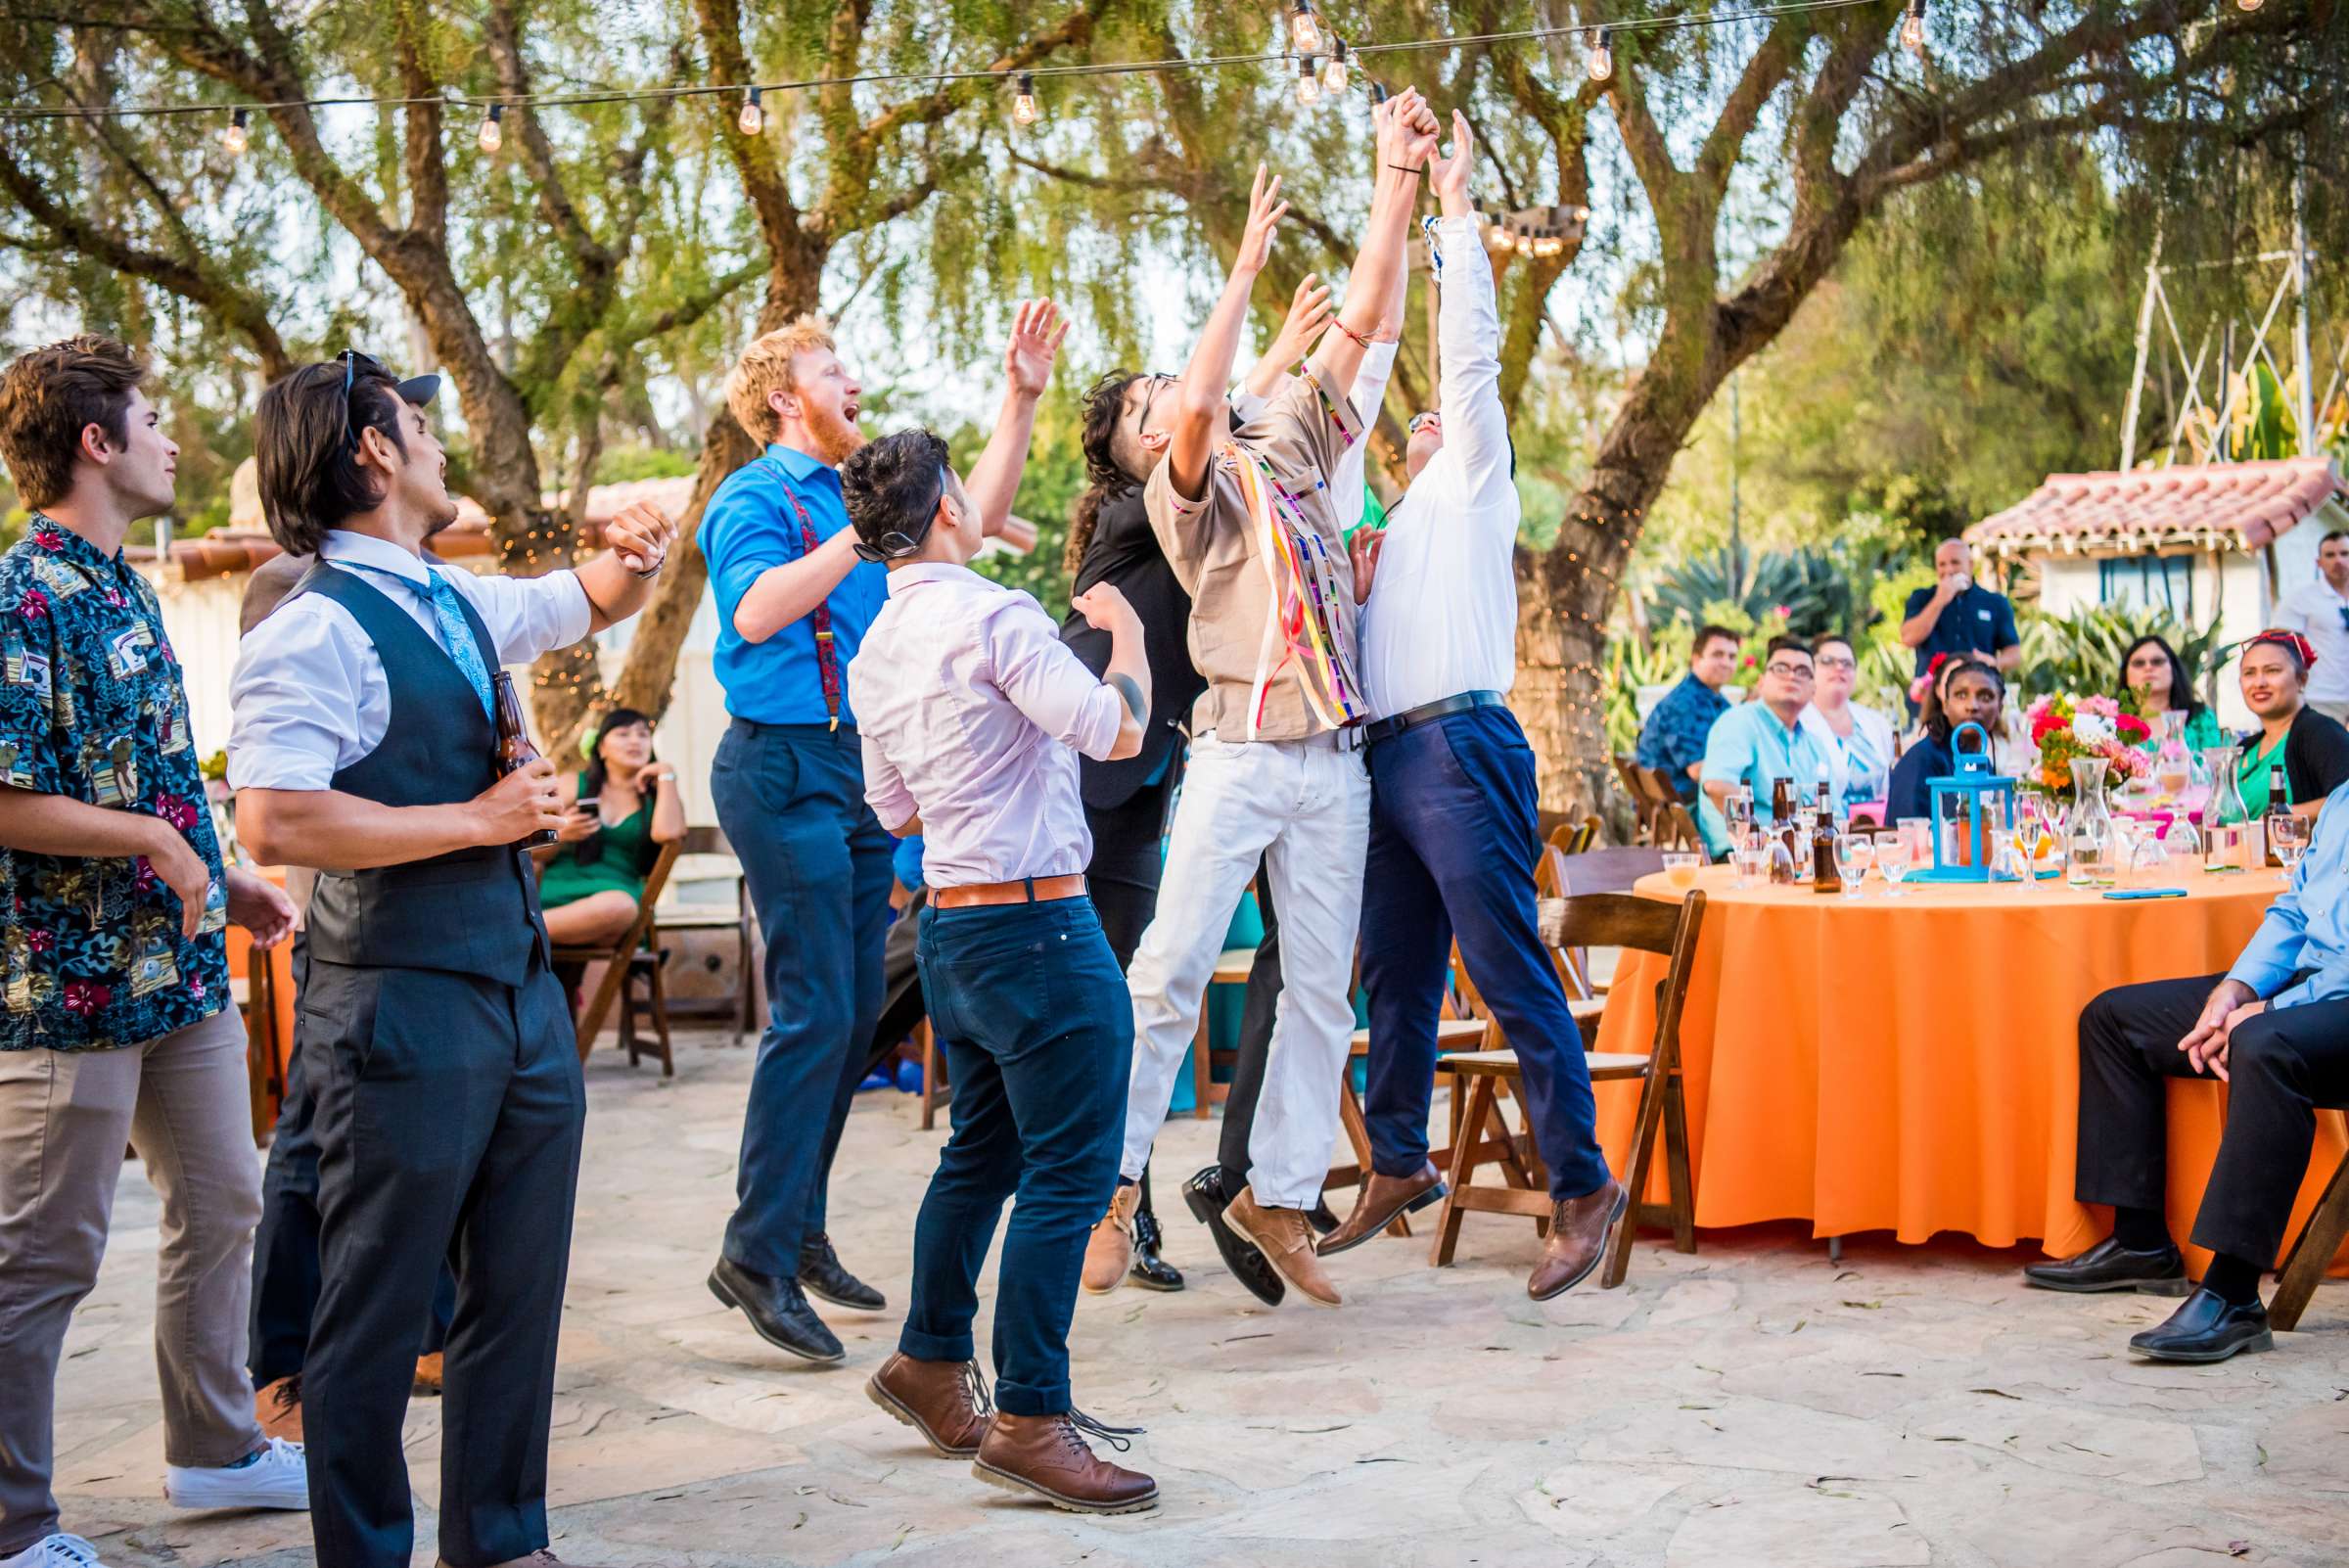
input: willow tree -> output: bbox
[995,0,2333,807]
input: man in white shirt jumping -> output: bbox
[1316,115,1625,1301]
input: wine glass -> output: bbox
[1725,789,1755,853]
[2014,793,2048,873]
[2273,813,2312,881]
[1875,830,1911,897]
[1839,831,1873,896]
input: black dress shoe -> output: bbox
[2129,1286,2274,1363]
[1180,1166,1284,1307]
[2022,1236,2190,1295]
[800,1232,887,1312]
[709,1257,846,1363]
[1128,1209,1185,1293]
[1306,1199,1340,1237]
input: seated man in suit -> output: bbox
[2026,775,2349,1361]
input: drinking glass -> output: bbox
[1725,789,1755,851]
[2273,813,2311,881]
[1875,831,1911,896]
[1839,832,1872,896]
[2014,793,2048,870]
[1732,842,1768,889]
[1662,851,1702,892]
[1897,817,1934,883]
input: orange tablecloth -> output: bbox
[1593,865,2349,1273]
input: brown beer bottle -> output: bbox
[1812,781,1840,892]
[2263,762,2289,869]
[492,670,560,848]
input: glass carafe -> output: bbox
[2202,746,2252,874]
[2151,712,2194,804]
[2068,757,2116,887]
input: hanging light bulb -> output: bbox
[1902,0,1926,55]
[477,104,504,155]
[1322,39,1351,95]
[1586,27,1614,83]
[737,86,764,136]
[1288,0,1322,56]
[1296,57,1321,107]
[1513,228,1535,256]
[220,107,249,157]
[1366,79,1388,108]
[1012,72,1039,126]
[2234,0,2263,10]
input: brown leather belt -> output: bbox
[930,874,1088,909]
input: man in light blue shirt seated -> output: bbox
[2026,779,2349,1363]
[1697,636,1836,857]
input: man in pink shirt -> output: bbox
[842,429,1158,1515]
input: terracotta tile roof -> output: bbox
[1967,457,2348,556]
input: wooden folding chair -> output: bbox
[1534,847,1602,1004]
[1547,813,1602,859]
[1655,802,1703,854]
[1188,945,1257,1119]
[557,838,684,1072]
[914,1019,951,1130]
[643,825,758,1043]
[1429,891,1704,1287]
[1612,754,1659,844]
[1328,1008,1490,1236]
[2270,1139,2349,1333]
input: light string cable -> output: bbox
[0,0,1908,126]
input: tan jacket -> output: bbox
[1144,371,1367,743]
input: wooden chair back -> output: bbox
[1612,754,1660,843]
[2270,1140,2349,1332]
[1547,813,1602,858]
[560,836,684,1062]
[1655,802,1702,853]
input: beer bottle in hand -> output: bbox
[492,670,560,848]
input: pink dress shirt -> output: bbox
[847,563,1126,889]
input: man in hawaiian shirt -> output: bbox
[0,337,305,1568]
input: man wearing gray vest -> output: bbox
[231,353,676,1568]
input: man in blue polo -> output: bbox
[1701,635,1837,838]
[701,304,1067,1365]
[1899,538,2020,707]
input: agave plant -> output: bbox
[1648,546,1863,641]
[2015,602,2228,705]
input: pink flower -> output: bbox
[132,857,158,894]
[63,981,112,1016]
[188,976,206,1001]
[152,794,198,832]
[103,586,125,607]
[31,523,63,551]
[17,587,49,620]
[26,928,54,953]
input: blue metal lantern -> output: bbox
[1913,721,2018,883]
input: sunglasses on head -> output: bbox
[337,348,386,453]
[851,467,953,564]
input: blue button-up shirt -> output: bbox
[1,517,229,1051]
[700,442,887,726]
[1903,582,2020,679]
[1636,673,1730,804]
[2226,778,2349,1011]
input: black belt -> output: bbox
[1362,690,1507,749]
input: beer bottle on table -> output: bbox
[2263,763,2289,869]
[1768,777,1798,884]
[492,669,561,848]
[1813,781,1840,893]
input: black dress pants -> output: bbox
[301,954,582,1568]
[2078,972,2349,1266]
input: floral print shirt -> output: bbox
[0,516,227,1050]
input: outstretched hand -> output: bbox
[1235,162,1289,276]
[1003,298,1071,398]
[1427,110,1475,209]
[1267,274,1335,367]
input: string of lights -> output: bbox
[3,0,1936,150]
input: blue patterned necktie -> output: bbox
[423,567,495,720]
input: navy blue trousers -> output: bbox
[712,720,895,1278]
[251,938,453,1389]
[1359,706,1611,1200]
[901,898,1130,1416]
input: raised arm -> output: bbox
[1166,165,1288,501]
[572,501,680,634]
[1309,90,1433,400]
[962,300,1071,537]
[1425,111,1513,514]
[1242,274,1334,404]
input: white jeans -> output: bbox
[1120,732,1370,1208]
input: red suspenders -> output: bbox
[759,458,844,731]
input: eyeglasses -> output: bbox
[1765,663,1815,680]
[1815,655,1857,671]
[1136,373,1178,433]
[337,348,385,453]
[1407,411,1442,435]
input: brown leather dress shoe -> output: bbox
[253,1375,303,1443]
[412,1352,444,1395]
[1527,1178,1628,1301]
[1223,1185,1341,1308]
[972,1410,1158,1514]
[1316,1164,1446,1257]
[1080,1183,1138,1296]
[865,1353,992,1458]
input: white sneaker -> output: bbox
[163,1437,309,1511]
[0,1536,111,1568]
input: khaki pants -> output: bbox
[0,1005,266,1552]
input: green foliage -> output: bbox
[1604,624,1692,757]
[2015,603,2227,705]
[1649,546,1865,642]
[594,445,701,485]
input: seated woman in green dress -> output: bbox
[535,707,686,946]
[2121,634,2226,754]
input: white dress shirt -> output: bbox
[2277,576,2349,705]
[1359,216,1519,718]
[849,562,1125,888]
[1229,339,1396,534]
[228,530,592,790]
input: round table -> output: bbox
[1592,864,2349,1271]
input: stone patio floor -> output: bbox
[51,1028,2349,1568]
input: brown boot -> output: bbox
[1223,1185,1341,1308]
[253,1374,303,1443]
[1316,1164,1446,1257]
[1080,1183,1138,1296]
[1528,1177,1629,1301]
[865,1353,992,1458]
[412,1351,444,1395]
[972,1410,1158,1514]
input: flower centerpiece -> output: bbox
[2025,693,2150,800]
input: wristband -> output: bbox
[1388,162,1425,175]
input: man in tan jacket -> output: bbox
[1082,91,1436,1310]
